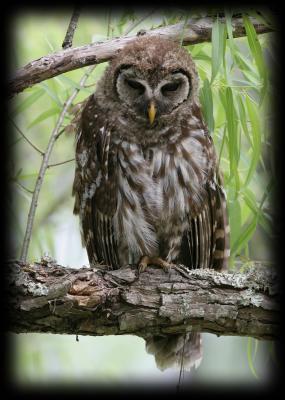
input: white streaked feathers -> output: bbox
[113,133,208,258]
[114,142,162,258]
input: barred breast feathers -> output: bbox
[113,116,209,258]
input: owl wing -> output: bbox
[72,95,119,269]
[180,175,229,271]
[179,111,230,271]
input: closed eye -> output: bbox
[126,79,145,94]
[161,82,180,94]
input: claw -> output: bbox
[162,263,171,273]
[138,262,147,274]
[137,256,173,273]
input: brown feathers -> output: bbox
[72,36,230,370]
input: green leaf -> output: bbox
[253,180,274,235]
[242,188,270,231]
[211,18,226,83]
[228,197,242,248]
[247,338,259,379]
[223,87,240,177]
[241,187,270,234]
[39,82,62,107]
[225,10,236,56]
[217,126,227,167]
[253,338,259,360]
[192,52,211,62]
[231,216,257,256]
[244,95,262,186]
[11,89,45,117]
[242,187,258,213]
[200,78,214,133]
[233,51,260,82]
[243,15,267,83]
[232,79,260,88]
[44,35,56,52]
[27,107,60,128]
[236,93,252,147]
[18,172,53,180]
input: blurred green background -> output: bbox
[8,8,277,388]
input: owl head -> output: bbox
[97,36,199,131]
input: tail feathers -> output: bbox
[212,184,230,271]
[145,332,202,371]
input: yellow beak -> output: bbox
[148,101,156,125]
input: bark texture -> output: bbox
[8,16,273,98]
[7,259,279,341]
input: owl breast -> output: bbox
[112,125,209,265]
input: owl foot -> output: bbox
[138,256,173,273]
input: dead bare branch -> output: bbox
[8,16,273,98]
[62,7,81,49]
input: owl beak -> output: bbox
[148,101,156,125]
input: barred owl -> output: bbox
[72,36,230,371]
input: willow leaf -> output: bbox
[228,197,242,249]
[200,78,214,133]
[225,9,237,67]
[28,107,60,128]
[40,82,62,107]
[211,19,226,83]
[247,338,259,379]
[244,95,262,186]
[243,15,267,85]
[236,93,252,147]
[11,89,45,117]
[232,216,257,256]
[224,87,239,177]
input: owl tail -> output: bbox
[145,332,202,371]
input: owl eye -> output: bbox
[126,79,145,94]
[161,82,180,94]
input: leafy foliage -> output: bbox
[195,11,274,265]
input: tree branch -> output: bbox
[7,260,279,341]
[62,7,81,49]
[9,118,44,156]
[8,16,273,98]
[47,157,75,168]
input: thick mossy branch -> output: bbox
[8,16,273,98]
[7,259,279,340]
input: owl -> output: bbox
[72,36,230,371]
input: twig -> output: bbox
[9,16,273,98]
[47,158,75,168]
[20,65,96,262]
[9,118,44,156]
[83,83,96,88]
[62,7,81,49]
[9,136,23,148]
[15,181,34,195]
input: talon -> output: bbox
[162,263,172,273]
[137,256,173,273]
[138,262,147,273]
